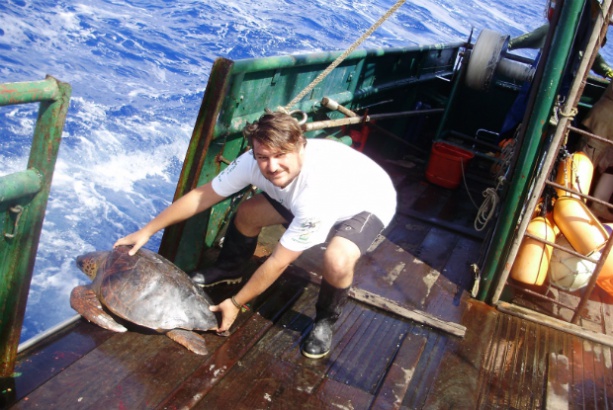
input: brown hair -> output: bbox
[243,110,305,153]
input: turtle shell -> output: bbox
[90,246,216,332]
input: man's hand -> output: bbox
[209,298,240,333]
[113,229,153,255]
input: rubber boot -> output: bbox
[190,217,258,287]
[301,280,350,359]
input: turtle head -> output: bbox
[76,251,110,280]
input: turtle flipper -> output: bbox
[70,285,128,333]
[166,329,208,355]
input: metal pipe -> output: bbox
[321,97,358,117]
[0,170,43,203]
[302,108,444,131]
[0,77,61,106]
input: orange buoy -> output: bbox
[598,277,613,295]
[553,196,607,255]
[511,216,555,286]
[554,152,594,199]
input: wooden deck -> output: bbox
[7,156,613,409]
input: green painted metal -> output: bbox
[160,44,460,272]
[477,0,585,301]
[0,79,61,105]
[0,76,72,377]
[0,170,43,203]
[158,58,235,266]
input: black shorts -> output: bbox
[262,192,384,255]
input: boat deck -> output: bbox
[7,155,613,409]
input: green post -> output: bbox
[0,76,72,376]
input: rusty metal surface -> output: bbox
[0,76,71,377]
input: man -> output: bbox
[114,110,397,359]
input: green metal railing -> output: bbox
[0,76,72,377]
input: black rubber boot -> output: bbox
[190,217,258,287]
[301,280,350,359]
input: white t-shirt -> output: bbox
[212,138,397,252]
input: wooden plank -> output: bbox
[569,337,587,406]
[353,238,437,309]
[158,275,306,409]
[349,288,466,337]
[546,353,571,410]
[384,214,431,257]
[11,320,114,405]
[424,299,498,409]
[497,301,613,348]
[411,183,453,218]
[371,334,427,409]
[589,342,611,408]
[415,226,460,272]
[314,378,373,409]
[193,281,367,408]
[12,329,208,409]
[327,307,412,393]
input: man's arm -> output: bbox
[210,242,303,332]
[114,182,226,254]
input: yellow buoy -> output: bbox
[553,196,607,255]
[511,216,555,286]
[554,151,594,199]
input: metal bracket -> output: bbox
[4,205,24,239]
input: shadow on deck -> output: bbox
[7,158,613,409]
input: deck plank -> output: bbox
[546,353,570,410]
[13,329,208,409]
[159,275,307,409]
[12,320,114,405]
[425,300,497,409]
[353,237,437,309]
[371,333,427,410]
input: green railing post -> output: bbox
[0,76,72,377]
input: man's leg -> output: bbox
[191,193,288,287]
[301,212,383,359]
[301,236,359,359]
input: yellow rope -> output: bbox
[281,0,407,112]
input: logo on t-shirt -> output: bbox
[294,219,320,244]
[216,159,239,183]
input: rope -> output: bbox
[460,155,505,232]
[474,178,504,232]
[281,0,407,113]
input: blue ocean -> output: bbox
[0,0,602,343]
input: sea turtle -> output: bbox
[70,245,217,355]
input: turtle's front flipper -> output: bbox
[166,329,208,355]
[70,286,128,332]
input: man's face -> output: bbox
[253,139,304,188]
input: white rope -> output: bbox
[281,0,407,113]
[474,178,504,232]
[460,155,505,232]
